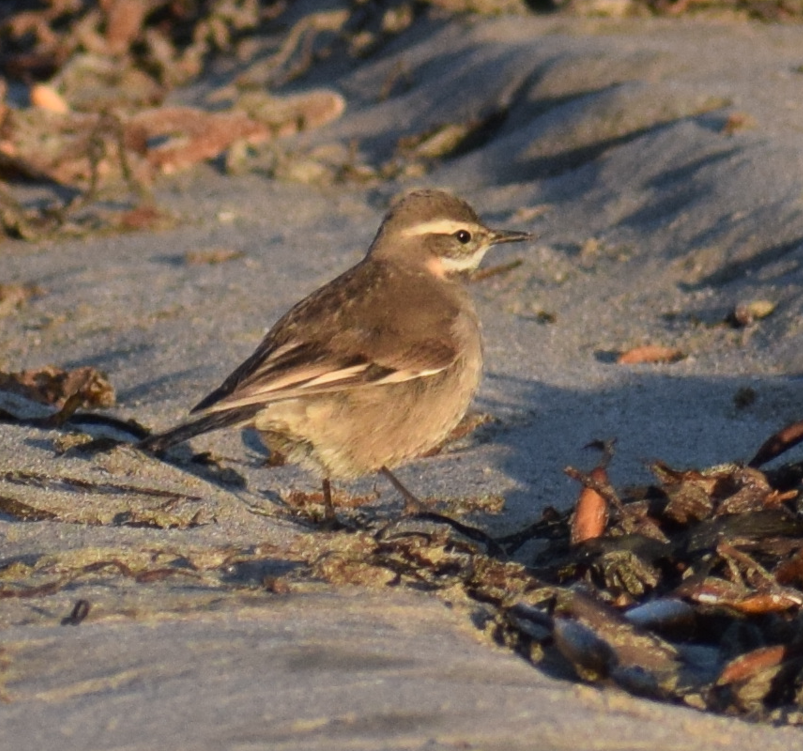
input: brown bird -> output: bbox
[140,189,532,514]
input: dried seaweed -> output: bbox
[0,282,39,317]
[6,1,790,240]
[295,421,803,724]
[0,495,58,522]
[0,3,349,239]
[60,598,91,625]
[0,365,115,410]
[617,345,687,364]
[8,1,794,239]
[6,412,803,722]
[0,468,210,528]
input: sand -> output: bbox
[2,13,803,748]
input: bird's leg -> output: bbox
[377,466,506,556]
[322,477,336,523]
[380,466,425,515]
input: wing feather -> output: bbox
[191,258,463,416]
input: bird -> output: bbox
[139,189,532,515]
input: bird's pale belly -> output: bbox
[254,355,481,479]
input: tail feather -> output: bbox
[138,405,261,453]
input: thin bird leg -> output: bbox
[322,477,336,522]
[378,467,506,556]
[380,466,425,515]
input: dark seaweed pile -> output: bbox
[348,425,803,724]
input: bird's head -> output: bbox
[369,189,532,278]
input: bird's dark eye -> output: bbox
[454,230,472,244]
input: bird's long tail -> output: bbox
[138,405,261,453]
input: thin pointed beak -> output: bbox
[489,229,534,246]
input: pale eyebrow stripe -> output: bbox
[399,219,479,238]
